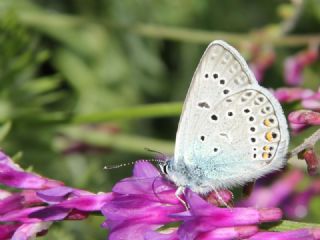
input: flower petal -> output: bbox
[59,193,113,211]
[11,222,52,240]
[289,110,320,126]
[198,226,258,240]
[0,223,20,239]
[133,161,160,178]
[36,186,74,203]
[0,152,63,189]
[249,228,320,240]
[144,229,178,240]
[274,88,314,103]
[238,170,303,208]
[108,223,161,240]
[0,194,24,215]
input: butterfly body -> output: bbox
[161,40,289,194]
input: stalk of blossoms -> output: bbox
[102,161,320,240]
[284,47,318,86]
[1,151,320,239]
[249,46,275,83]
[0,152,113,239]
[287,111,320,173]
[237,169,320,220]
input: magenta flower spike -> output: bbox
[302,91,320,111]
[237,170,304,208]
[249,46,275,83]
[284,180,320,219]
[0,151,113,239]
[0,152,63,189]
[289,110,320,126]
[273,88,314,103]
[300,149,320,176]
[101,161,184,240]
[1,151,320,239]
[172,189,282,240]
[284,49,318,86]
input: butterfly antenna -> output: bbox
[104,161,136,170]
[144,148,167,160]
[104,159,164,170]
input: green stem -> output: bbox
[59,127,174,155]
[71,102,182,124]
[129,24,320,46]
[16,11,320,46]
[263,220,320,231]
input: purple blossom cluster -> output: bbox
[249,45,318,85]
[238,169,320,220]
[284,48,318,86]
[272,88,320,133]
[1,150,319,240]
[0,152,112,239]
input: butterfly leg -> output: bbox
[213,188,232,209]
[175,187,188,209]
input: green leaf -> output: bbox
[12,151,23,162]
[0,121,12,142]
[22,75,62,95]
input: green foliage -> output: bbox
[0,0,320,238]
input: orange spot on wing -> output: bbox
[263,119,271,127]
[262,152,269,159]
[263,146,270,151]
[266,132,273,142]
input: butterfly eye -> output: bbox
[162,164,168,175]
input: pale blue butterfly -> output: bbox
[159,40,289,203]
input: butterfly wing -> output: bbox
[173,40,289,191]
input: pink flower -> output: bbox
[238,169,320,220]
[284,49,318,86]
[0,151,112,239]
[1,151,320,239]
[273,88,314,103]
[288,110,320,131]
[101,161,184,240]
[248,45,275,83]
[302,92,320,111]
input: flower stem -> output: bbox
[58,127,174,155]
[16,10,320,47]
[289,128,320,157]
[263,220,320,232]
[70,102,182,124]
[127,23,320,46]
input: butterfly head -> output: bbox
[158,159,193,191]
[159,160,171,176]
[158,159,184,185]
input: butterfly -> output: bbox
[159,40,289,203]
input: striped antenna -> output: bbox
[144,148,167,160]
[104,159,164,170]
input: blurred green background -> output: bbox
[0,0,320,239]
